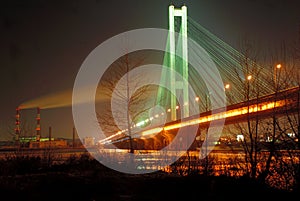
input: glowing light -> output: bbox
[237,135,244,142]
[225,84,230,89]
[276,64,282,69]
[136,121,145,127]
[195,97,200,102]
[99,98,287,145]
[162,100,286,132]
[141,127,163,136]
[247,75,252,81]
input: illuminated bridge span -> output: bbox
[14,4,299,152]
[100,86,299,145]
[98,4,299,147]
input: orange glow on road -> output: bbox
[164,100,284,131]
[141,127,164,137]
[100,99,286,144]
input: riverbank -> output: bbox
[0,171,295,201]
[0,155,297,201]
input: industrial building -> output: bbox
[14,107,70,149]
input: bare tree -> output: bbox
[228,40,300,190]
[228,39,268,179]
[96,51,159,153]
[267,42,300,191]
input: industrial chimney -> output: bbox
[36,107,41,142]
[15,107,20,143]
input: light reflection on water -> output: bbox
[88,148,245,172]
[0,147,299,190]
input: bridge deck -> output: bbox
[104,86,299,145]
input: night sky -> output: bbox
[1,0,299,140]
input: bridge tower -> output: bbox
[169,4,189,121]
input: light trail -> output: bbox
[99,99,287,145]
[163,100,285,131]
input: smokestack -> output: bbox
[15,107,20,142]
[36,107,41,142]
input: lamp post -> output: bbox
[246,75,252,117]
[274,64,282,90]
[225,83,231,103]
[273,64,282,147]
[246,75,252,100]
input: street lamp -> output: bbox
[225,83,230,90]
[245,75,252,114]
[247,75,252,81]
[274,63,282,90]
[272,63,282,146]
[224,83,232,103]
[244,75,252,100]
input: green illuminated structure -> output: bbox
[169,5,189,120]
[156,4,274,123]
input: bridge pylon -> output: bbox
[169,4,189,121]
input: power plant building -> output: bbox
[29,138,67,148]
[14,107,68,149]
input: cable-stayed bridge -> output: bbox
[99,5,299,149]
[100,86,299,146]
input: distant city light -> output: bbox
[237,134,244,142]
